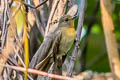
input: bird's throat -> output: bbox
[61,27,76,37]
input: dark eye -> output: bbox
[65,18,69,22]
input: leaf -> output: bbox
[12,4,24,36]
[12,1,29,80]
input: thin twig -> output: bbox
[0,64,115,80]
[66,0,86,77]
[40,0,48,28]
[30,0,45,37]
[7,59,24,80]
[14,44,33,80]
[1,0,8,51]
[0,64,79,80]
[14,48,25,67]
[24,0,48,9]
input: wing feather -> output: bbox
[29,31,62,70]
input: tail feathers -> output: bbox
[35,54,53,71]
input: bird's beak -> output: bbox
[71,15,77,20]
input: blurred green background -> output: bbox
[68,0,120,73]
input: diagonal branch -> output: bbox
[45,0,68,35]
[66,0,86,77]
[100,0,120,79]
[45,0,60,35]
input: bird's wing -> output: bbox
[36,31,62,70]
[29,31,62,69]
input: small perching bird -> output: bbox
[30,15,76,74]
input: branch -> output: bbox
[68,0,76,8]
[100,0,120,79]
[1,64,78,80]
[79,0,99,72]
[66,0,86,77]
[1,0,8,51]
[29,0,45,37]
[45,0,60,35]
[24,0,48,9]
[45,0,68,35]
[39,0,48,28]
[0,1,17,78]
[0,64,115,80]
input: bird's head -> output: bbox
[58,15,77,28]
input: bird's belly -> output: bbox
[57,35,75,57]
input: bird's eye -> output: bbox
[65,18,69,22]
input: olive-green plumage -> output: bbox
[30,15,76,73]
[56,15,76,57]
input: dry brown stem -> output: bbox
[0,4,17,78]
[67,0,86,76]
[100,0,120,79]
[45,0,68,35]
[0,64,116,80]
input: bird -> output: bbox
[29,15,76,74]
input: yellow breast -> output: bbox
[62,27,76,37]
[57,27,76,56]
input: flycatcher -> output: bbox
[30,15,76,72]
